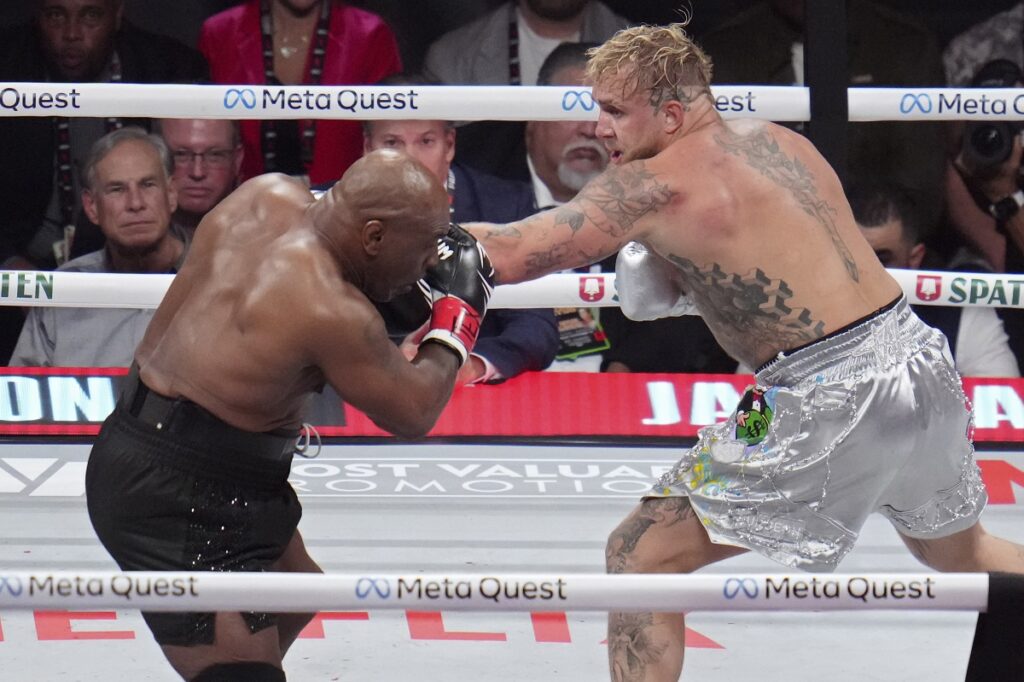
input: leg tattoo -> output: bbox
[607,498,696,573]
[607,498,696,680]
[608,613,669,682]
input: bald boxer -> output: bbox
[86,149,493,682]
[467,23,1024,680]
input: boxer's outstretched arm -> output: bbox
[467,160,677,284]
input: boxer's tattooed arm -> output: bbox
[714,129,859,282]
[523,240,575,275]
[667,254,826,354]
[480,224,521,241]
[478,163,674,280]
[522,240,606,279]
[553,206,585,233]
[556,161,677,239]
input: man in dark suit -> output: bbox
[454,42,603,189]
[0,0,208,363]
[358,81,558,385]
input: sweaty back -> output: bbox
[135,153,448,431]
[135,174,341,431]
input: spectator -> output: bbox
[943,10,1024,369]
[851,182,1019,377]
[199,0,402,185]
[459,42,607,203]
[456,43,610,370]
[424,0,627,87]
[155,118,243,238]
[943,3,1023,89]
[0,0,206,363]
[11,127,184,367]
[526,42,606,205]
[0,0,206,271]
[697,0,947,227]
[358,76,558,385]
[430,0,628,187]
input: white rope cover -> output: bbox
[2,84,1019,311]
[0,571,990,613]
[0,269,1019,310]
[1,83,1022,122]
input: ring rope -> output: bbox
[0,269,1017,310]
[0,571,1002,613]
[0,83,1020,122]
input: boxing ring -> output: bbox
[2,83,1024,681]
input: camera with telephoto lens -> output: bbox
[960,59,1024,174]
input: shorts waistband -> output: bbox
[755,296,902,374]
[120,366,299,463]
[755,296,933,387]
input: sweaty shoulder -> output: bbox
[187,174,314,271]
[702,120,829,177]
[240,173,312,203]
[209,174,311,221]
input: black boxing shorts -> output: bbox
[85,369,302,647]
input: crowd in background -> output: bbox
[2,0,1024,381]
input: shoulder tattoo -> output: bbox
[714,130,860,282]
[556,161,677,239]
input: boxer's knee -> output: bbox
[606,497,700,574]
[191,662,285,682]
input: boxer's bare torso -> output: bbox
[476,110,901,369]
[136,154,453,434]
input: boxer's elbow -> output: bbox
[369,413,430,440]
[372,386,451,440]
[384,410,438,440]
[385,422,430,440]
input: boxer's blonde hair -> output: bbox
[586,22,713,108]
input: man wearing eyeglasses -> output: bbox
[156,118,244,238]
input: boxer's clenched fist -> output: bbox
[422,223,495,365]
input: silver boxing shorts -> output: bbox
[651,296,987,572]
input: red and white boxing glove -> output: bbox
[422,223,495,365]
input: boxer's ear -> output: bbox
[908,242,926,270]
[660,100,685,135]
[362,219,384,256]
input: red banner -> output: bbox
[2,368,1024,443]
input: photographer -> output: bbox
[946,59,1019,264]
[944,54,1024,366]
[943,4,1024,272]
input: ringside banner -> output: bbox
[2,369,1024,443]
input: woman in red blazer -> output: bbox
[200,0,402,184]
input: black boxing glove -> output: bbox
[376,281,431,341]
[422,223,495,365]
